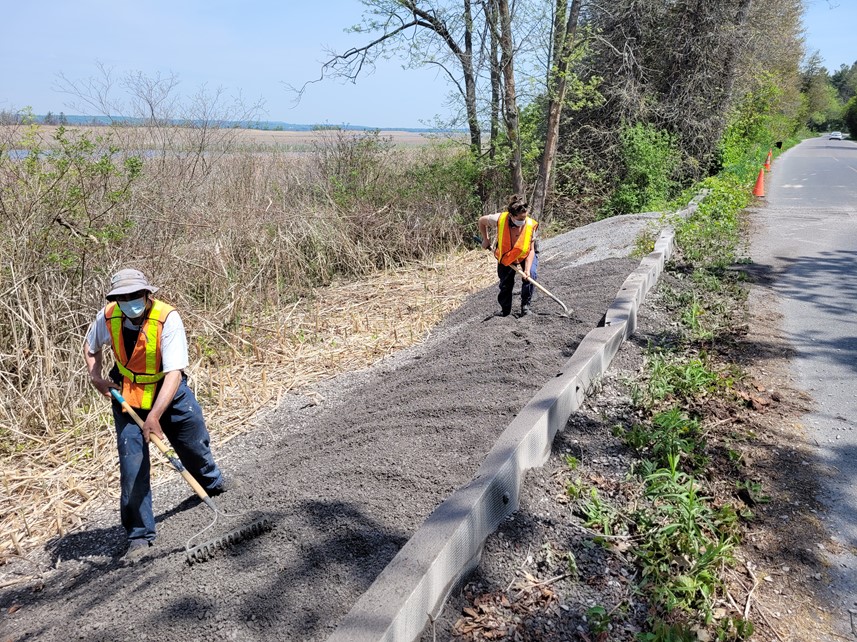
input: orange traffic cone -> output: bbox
[753,167,765,197]
[764,148,772,172]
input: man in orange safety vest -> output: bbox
[83,268,236,564]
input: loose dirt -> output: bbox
[0,228,642,641]
[421,259,848,641]
[0,213,845,641]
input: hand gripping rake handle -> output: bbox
[109,388,272,564]
[473,235,572,317]
[109,389,217,512]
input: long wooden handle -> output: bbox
[474,234,571,315]
[508,264,571,316]
[109,389,210,500]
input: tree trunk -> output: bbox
[485,0,501,161]
[720,0,754,113]
[461,0,482,153]
[531,0,582,220]
[498,0,524,196]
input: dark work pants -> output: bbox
[112,377,223,543]
[497,253,539,315]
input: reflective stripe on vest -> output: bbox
[105,299,175,410]
[495,212,538,266]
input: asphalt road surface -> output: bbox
[749,134,857,629]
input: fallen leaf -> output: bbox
[609,540,633,554]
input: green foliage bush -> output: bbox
[607,123,679,216]
[844,96,857,140]
[1,121,143,440]
[675,175,748,269]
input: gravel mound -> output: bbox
[0,215,657,642]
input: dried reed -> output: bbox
[0,120,496,560]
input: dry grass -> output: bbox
[4,124,461,152]
[0,119,493,564]
[0,249,494,562]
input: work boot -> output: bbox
[121,539,152,565]
[520,304,532,317]
[495,308,511,317]
[209,476,241,496]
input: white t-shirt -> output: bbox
[86,306,189,373]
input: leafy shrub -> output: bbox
[607,123,679,216]
[844,96,857,140]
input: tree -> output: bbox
[800,54,843,131]
[830,62,857,104]
[530,0,582,218]
[844,96,857,140]
[55,64,263,196]
[497,0,524,195]
[297,0,483,153]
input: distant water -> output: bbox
[27,114,453,134]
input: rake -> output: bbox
[473,235,573,317]
[110,389,272,564]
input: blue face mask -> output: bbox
[118,297,147,319]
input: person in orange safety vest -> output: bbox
[478,195,540,317]
[83,268,236,564]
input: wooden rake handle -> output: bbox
[473,235,571,316]
[507,263,571,316]
[109,389,212,503]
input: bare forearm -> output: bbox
[478,216,490,241]
[84,341,116,396]
[83,340,101,379]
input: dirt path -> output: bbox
[0,221,649,640]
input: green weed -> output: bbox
[586,605,611,635]
[579,488,622,536]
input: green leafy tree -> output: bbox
[800,52,844,131]
[830,62,857,104]
[844,96,857,140]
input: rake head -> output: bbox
[185,517,273,565]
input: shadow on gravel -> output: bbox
[46,494,201,565]
[743,250,857,373]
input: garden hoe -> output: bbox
[110,389,272,565]
[473,235,573,317]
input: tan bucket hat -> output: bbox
[106,268,159,300]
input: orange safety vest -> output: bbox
[105,299,175,410]
[495,211,538,266]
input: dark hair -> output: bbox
[507,195,528,216]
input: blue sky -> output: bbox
[2,1,855,129]
[803,0,857,71]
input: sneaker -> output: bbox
[121,539,152,564]
[495,309,511,317]
[209,476,240,496]
[520,305,532,317]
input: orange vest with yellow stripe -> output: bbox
[495,212,538,266]
[105,299,175,410]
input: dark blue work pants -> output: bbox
[112,377,223,543]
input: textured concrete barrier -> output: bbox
[328,195,707,642]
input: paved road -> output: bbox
[749,134,857,632]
